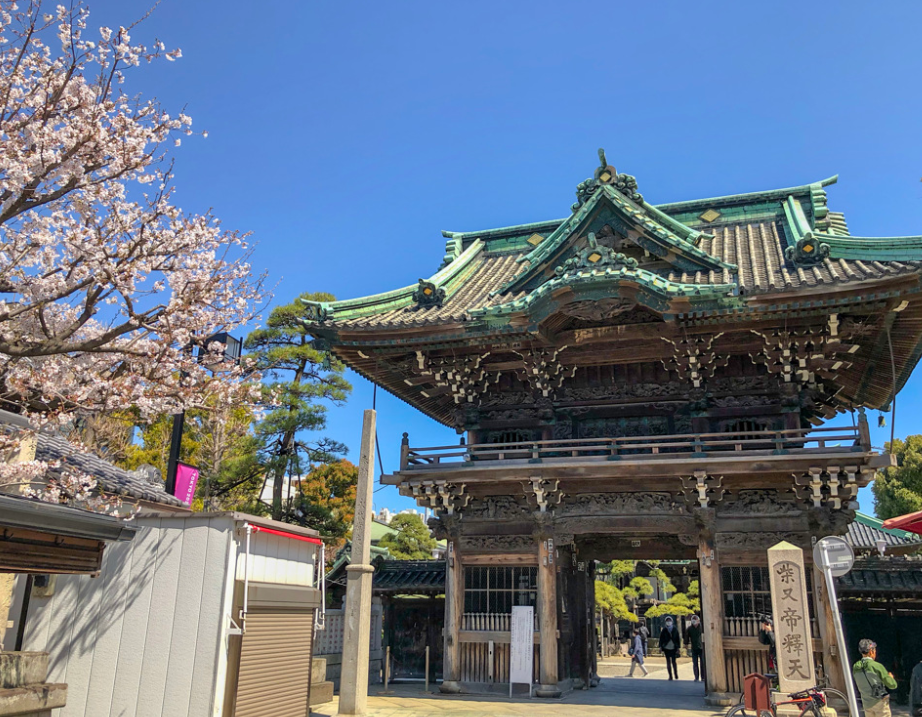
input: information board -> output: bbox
[509,605,534,695]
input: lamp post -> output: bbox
[165,333,242,497]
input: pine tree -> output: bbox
[377,514,438,560]
[245,293,352,520]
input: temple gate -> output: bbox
[303,151,922,701]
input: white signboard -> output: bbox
[509,605,534,696]
[813,536,855,578]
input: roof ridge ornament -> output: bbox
[572,148,642,211]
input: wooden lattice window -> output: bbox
[464,566,537,614]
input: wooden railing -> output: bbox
[400,424,866,471]
[724,615,819,640]
[458,612,541,684]
[462,612,538,632]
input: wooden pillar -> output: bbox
[812,561,846,693]
[698,531,728,699]
[536,537,561,697]
[439,539,463,693]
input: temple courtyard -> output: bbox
[313,657,915,716]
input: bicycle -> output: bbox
[724,684,851,717]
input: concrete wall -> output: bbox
[20,516,234,717]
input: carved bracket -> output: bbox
[793,466,860,511]
[413,350,499,406]
[524,477,564,514]
[750,327,858,388]
[661,333,728,388]
[410,480,470,516]
[513,346,576,399]
[681,470,725,508]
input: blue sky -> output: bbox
[89,0,922,516]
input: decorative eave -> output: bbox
[498,181,736,296]
[301,238,484,323]
[473,264,739,322]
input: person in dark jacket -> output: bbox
[759,615,777,672]
[659,617,681,680]
[911,657,922,717]
[685,614,704,682]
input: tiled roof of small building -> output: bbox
[846,512,922,554]
[836,555,922,595]
[372,559,445,594]
[35,432,186,507]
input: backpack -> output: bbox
[857,659,890,701]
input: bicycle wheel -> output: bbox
[819,688,852,717]
[723,705,775,717]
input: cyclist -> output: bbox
[853,638,897,717]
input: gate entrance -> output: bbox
[301,154,918,699]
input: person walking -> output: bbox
[638,619,650,657]
[685,614,704,682]
[660,617,680,680]
[628,627,649,677]
[853,638,897,717]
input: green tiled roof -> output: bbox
[301,170,922,332]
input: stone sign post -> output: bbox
[338,409,376,716]
[767,541,815,695]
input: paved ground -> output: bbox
[312,657,725,717]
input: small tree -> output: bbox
[290,460,357,553]
[873,436,922,518]
[377,513,437,560]
[595,580,638,623]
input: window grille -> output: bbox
[721,565,816,636]
[464,566,537,614]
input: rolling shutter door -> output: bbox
[234,606,314,717]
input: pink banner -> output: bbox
[175,462,200,505]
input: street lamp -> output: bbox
[165,333,242,498]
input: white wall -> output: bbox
[22,515,234,717]
[235,529,316,587]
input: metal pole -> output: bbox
[822,545,860,717]
[425,645,429,693]
[384,645,390,692]
[165,410,184,495]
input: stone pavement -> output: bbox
[312,657,726,717]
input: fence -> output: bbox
[314,604,383,655]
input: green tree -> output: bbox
[595,581,638,623]
[873,435,922,519]
[377,513,437,560]
[291,460,358,553]
[123,403,264,511]
[245,293,352,520]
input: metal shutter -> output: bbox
[234,607,314,717]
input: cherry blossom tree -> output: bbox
[0,1,265,506]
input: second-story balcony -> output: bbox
[384,420,893,487]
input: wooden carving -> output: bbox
[661,333,727,388]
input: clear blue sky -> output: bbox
[91,0,922,516]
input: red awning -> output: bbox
[249,524,323,545]
[882,510,922,535]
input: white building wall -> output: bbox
[235,529,316,587]
[21,515,234,717]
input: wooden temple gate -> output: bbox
[303,152,921,700]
